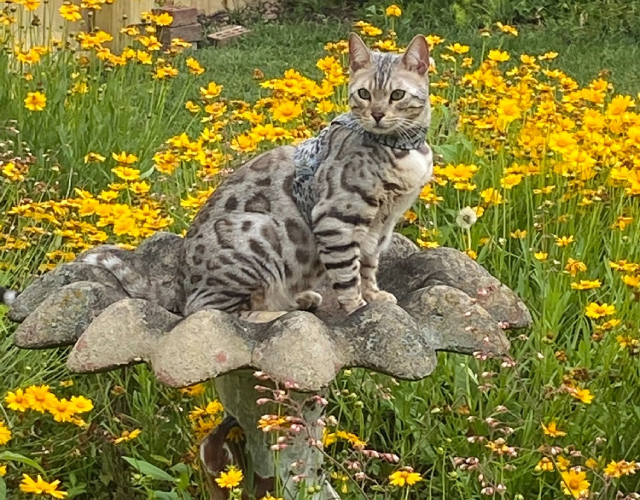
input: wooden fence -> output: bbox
[14,0,253,49]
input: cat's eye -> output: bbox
[390,89,406,101]
[357,88,371,100]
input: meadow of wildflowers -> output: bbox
[1,0,640,498]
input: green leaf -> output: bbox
[153,491,179,500]
[122,457,176,483]
[0,477,6,500]
[0,452,46,475]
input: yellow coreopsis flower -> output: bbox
[385,4,401,17]
[570,280,601,290]
[6,388,30,412]
[0,464,6,476]
[446,43,470,54]
[200,81,223,100]
[535,457,554,472]
[215,466,244,489]
[154,12,173,25]
[480,187,504,205]
[585,302,616,319]
[0,422,11,445]
[271,100,303,123]
[59,2,81,21]
[496,22,518,36]
[488,49,510,62]
[389,468,423,487]
[25,385,57,413]
[24,91,46,111]
[560,468,589,498]
[570,387,594,404]
[114,428,142,444]
[534,252,548,261]
[48,398,77,422]
[84,152,106,163]
[555,235,575,247]
[112,166,141,181]
[604,460,637,478]
[186,57,205,75]
[541,421,567,437]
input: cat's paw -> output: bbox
[341,297,367,315]
[363,289,397,304]
[295,290,323,311]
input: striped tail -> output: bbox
[0,286,19,306]
[79,252,152,299]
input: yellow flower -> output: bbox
[480,187,504,205]
[70,395,94,413]
[180,384,206,397]
[539,51,559,61]
[205,400,224,415]
[542,421,567,438]
[186,57,205,75]
[447,43,470,54]
[570,280,601,290]
[5,388,29,412]
[20,474,68,498]
[112,151,138,164]
[114,428,142,444]
[272,100,303,123]
[500,173,523,189]
[488,49,510,62]
[555,235,575,247]
[534,252,548,261]
[535,457,554,472]
[154,64,178,79]
[315,100,334,114]
[389,468,423,487]
[48,398,77,423]
[0,464,5,476]
[154,12,173,25]
[25,385,57,413]
[585,458,599,469]
[360,24,383,37]
[200,81,223,100]
[24,91,46,111]
[84,152,106,163]
[0,422,11,445]
[617,335,639,349]
[570,387,594,404]
[607,95,634,116]
[385,4,401,16]
[585,302,616,319]
[557,456,571,471]
[565,258,586,276]
[560,469,590,498]
[112,166,141,181]
[496,22,518,36]
[22,0,41,10]
[622,275,640,288]
[59,2,82,21]
[215,466,244,489]
[604,460,637,478]
[230,133,258,153]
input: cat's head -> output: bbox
[348,33,431,136]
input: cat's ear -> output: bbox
[349,33,371,72]
[402,35,430,76]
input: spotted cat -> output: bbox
[24,33,434,322]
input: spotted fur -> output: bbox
[81,34,434,322]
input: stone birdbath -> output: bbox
[5,231,531,499]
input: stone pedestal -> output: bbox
[4,231,531,499]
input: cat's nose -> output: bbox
[371,112,385,123]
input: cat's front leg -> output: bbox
[312,203,376,314]
[360,235,397,304]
